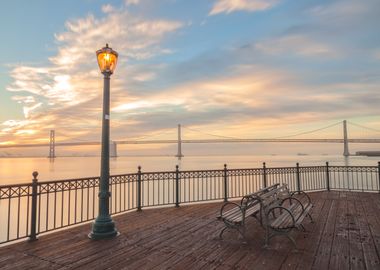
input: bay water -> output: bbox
[1,154,379,185]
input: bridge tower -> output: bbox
[49,130,56,158]
[176,124,184,159]
[343,120,350,157]
[110,141,117,158]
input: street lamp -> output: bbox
[89,44,119,240]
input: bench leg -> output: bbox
[219,225,247,243]
[252,212,263,227]
[219,227,228,239]
[238,227,248,244]
[285,234,297,249]
[307,213,314,223]
[298,223,306,232]
[264,228,298,250]
[264,227,271,248]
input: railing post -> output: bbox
[224,164,228,202]
[137,166,142,211]
[296,163,301,193]
[378,162,380,193]
[326,162,330,191]
[29,171,38,242]
[263,162,267,188]
[175,165,180,207]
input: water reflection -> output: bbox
[0,155,378,185]
[344,156,350,166]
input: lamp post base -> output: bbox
[88,216,119,240]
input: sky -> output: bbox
[0,0,379,154]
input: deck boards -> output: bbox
[1,191,380,269]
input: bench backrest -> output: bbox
[240,183,281,209]
[257,184,290,210]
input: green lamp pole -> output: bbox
[89,44,119,239]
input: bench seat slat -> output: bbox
[222,204,261,223]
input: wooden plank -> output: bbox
[295,192,333,269]
[152,223,224,269]
[328,192,350,270]
[249,246,290,270]
[310,197,337,269]
[358,193,380,270]
[354,197,380,270]
[69,207,216,269]
[347,196,366,270]
[0,249,62,270]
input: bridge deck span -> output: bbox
[1,138,380,148]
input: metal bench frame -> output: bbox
[262,186,314,248]
[218,184,280,242]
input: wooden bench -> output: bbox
[218,183,313,248]
[217,184,280,242]
[260,185,313,248]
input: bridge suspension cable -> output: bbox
[55,131,96,143]
[181,125,242,140]
[119,128,176,141]
[347,121,380,133]
[270,121,342,139]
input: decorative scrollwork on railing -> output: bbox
[179,170,224,179]
[110,173,137,184]
[140,172,175,181]
[227,168,263,176]
[266,167,297,174]
[299,166,326,173]
[0,185,32,199]
[329,166,378,173]
[38,177,100,194]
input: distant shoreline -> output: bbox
[356,151,380,157]
[0,153,335,158]
[2,153,380,159]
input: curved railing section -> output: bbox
[1,162,379,245]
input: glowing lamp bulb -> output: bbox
[96,44,118,74]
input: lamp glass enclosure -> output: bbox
[96,44,118,74]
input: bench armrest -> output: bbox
[219,202,243,218]
[281,196,305,213]
[240,194,261,207]
[290,191,312,207]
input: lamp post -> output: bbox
[89,44,119,240]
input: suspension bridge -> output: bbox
[1,120,379,158]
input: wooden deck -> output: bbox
[1,191,380,269]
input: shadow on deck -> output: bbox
[1,191,380,269]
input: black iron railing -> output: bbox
[1,162,379,245]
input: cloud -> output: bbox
[374,49,380,60]
[23,103,43,118]
[309,0,370,20]
[209,0,279,15]
[2,0,380,150]
[255,34,339,58]
[304,0,380,38]
[11,95,36,104]
[101,4,115,13]
[125,0,140,6]
[3,2,183,144]
[108,60,380,139]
